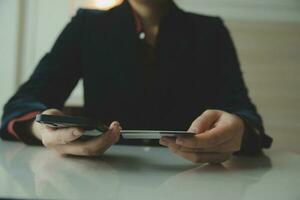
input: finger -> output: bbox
[191,140,240,153]
[161,135,238,153]
[161,138,206,153]
[87,121,121,147]
[162,139,197,152]
[177,124,233,148]
[42,108,64,115]
[171,141,237,153]
[168,145,231,163]
[159,136,176,146]
[42,127,83,146]
[188,110,221,134]
[55,121,121,156]
[162,136,239,153]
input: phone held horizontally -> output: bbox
[35,114,195,139]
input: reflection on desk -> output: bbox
[0,141,299,200]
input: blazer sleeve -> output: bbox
[214,19,273,155]
[0,9,86,142]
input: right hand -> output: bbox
[31,109,122,156]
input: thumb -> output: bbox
[188,110,221,134]
[42,108,64,116]
[95,121,121,145]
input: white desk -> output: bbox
[0,140,299,200]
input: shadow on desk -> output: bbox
[224,153,272,171]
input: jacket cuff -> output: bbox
[7,111,40,141]
[235,114,262,155]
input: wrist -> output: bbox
[231,113,260,155]
[29,120,42,141]
[232,113,246,136]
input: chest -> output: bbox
[80,25,220,127]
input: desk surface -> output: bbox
[0,140,299,200]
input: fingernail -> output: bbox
[113,121,120,127]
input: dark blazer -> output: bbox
[0,1,272,154]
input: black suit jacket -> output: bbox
[0,1,272,154]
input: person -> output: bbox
[0,0,272,163]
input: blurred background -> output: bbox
[0,0,299,151]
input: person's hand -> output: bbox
[159,109,245,163]
[31,109,121,156]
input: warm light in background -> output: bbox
[83,0,123,10]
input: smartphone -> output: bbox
[121,130,194,139]
[35,114,109,132]
[35,114,195,139]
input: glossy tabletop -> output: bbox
[0,140,299,200]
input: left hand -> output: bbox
[160,109,245,163]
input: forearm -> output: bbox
[0,99,46,143]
